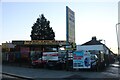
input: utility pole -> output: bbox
[116,23,120,64]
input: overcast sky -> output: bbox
[1,0,120,54]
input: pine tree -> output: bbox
[30,14,55,40]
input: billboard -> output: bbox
[43,52,58,61]
[73,51,91,69]
[66,6,75,43]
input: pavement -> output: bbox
[2,62,120,79]
[2,72,33,80]
[109,62,120,68]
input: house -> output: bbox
[77,36,115,64]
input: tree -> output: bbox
[30,14,55,40]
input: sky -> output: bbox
[0,0,120,54]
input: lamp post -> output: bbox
[116,23,120,64]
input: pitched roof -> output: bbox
[81,36,115,54]
[81,37,103,45]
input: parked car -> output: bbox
[31,58,47,68]
[91,54,99,70]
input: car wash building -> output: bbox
[10,40,68,63]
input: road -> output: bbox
[2,62,120,80]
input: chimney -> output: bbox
[92,36,97,41]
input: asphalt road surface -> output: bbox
[2,62,120,80]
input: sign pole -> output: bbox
[66,6,69,70]
[66,6,75,70]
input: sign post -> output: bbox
[66,6,75,43]
[66,6,75,70]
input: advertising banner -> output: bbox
[24,40,66,45]
[20,47,30,58]
[43,52,58,61]
[66,6,75,43]
[73,51,91,69]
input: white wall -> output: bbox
[77,45,110,55]
[77,45,104,51]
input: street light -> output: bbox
[116,23,120,64]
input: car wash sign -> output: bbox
[66,6,75,43]
[73,51,91,69]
